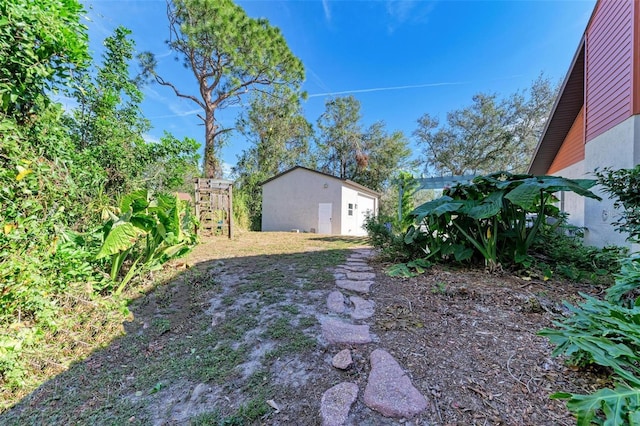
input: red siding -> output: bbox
[548,107,585,174]
[585,0,634,141]
[634,0,640,115]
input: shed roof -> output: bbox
[260,166,381,197]
[528,37,585,175]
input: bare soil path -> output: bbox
[2,232,602,425]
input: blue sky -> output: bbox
[82,0,597,177]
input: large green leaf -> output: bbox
[120,189,149,213]
[554,385,640,426]
[410,196,463,222]
[96,222,141,259]
[465,189,505,219]
[505,176,600,210]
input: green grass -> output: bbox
[1,232,368,423]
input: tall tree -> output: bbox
[414,75,557,176]
[316,95,364,180]
[140,0,305,178]
[69,26,151,195]
[233,89,312,229]
[317,96,411,191]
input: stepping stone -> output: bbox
[327,291,347,314]
[364,349,428,419]
[320,382,359,426]
[340,264,373,273]
[336,279,373,294]
[321,318,372,344]
[346,272,376,281]
[333,272,347,280]
[353,249,374,256]
[350,296,375,320]
[332,349,353,370]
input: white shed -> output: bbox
[261,166,380,236]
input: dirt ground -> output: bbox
[2,232,606,425]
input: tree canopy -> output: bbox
[317,96,412,191]
[0,0,89,119]
[140,0,305,178]
[414,75,557,176]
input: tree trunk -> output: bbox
[203,107,221,178]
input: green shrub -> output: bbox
[595,165,640,242]
[530,218,625,284]
[363,214,419,262]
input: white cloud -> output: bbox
[142,133,160,144]
[322,0,331,22]
[308,81,467,98]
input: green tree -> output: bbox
[0,0,89,120]
[317,96,363,180]
[317,96,411,191]
[140,0,305,178]
[233,89,312,229]
[68,26,150,195]
[414,75,556,176]
[357,121,412,192]
[143,132,201,193]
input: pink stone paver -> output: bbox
[364,349,428,418]
[336,279,373,294]
[350,296,375,320]
[321,318,372,344]
[327,291,347,314]
[320,382,359,426]
[332,349,353,370]
[346,271,376,281]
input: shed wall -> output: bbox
[261,168,342,233]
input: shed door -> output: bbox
[318,203,332,234]
[356,195,375,235]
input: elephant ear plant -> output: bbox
[403,172,601,272]
[96,189,197,295]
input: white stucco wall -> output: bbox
[262,168,342,233]
[583,115,640,248]
[551,160,586,228]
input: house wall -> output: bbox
[548,107,585,174]
[585,0,634,141]
[261,168,342,234]
[550,160,586,228]
[583,114,640,247]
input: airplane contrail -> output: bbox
[307,81,468,98]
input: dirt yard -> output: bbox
[2,232,604,425]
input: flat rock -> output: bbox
[340,264,373,272]
[336,279,373,294]
[333,272,347,280]
[332,349,353,369]
[352,249,374,257]
[364,349,428,418]
[327,291,347,314]
[320,382,359,426]
[350,296,375,319]
[346,272,376,281]
[321,318,372,344]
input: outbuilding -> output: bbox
[261,166,379,236]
